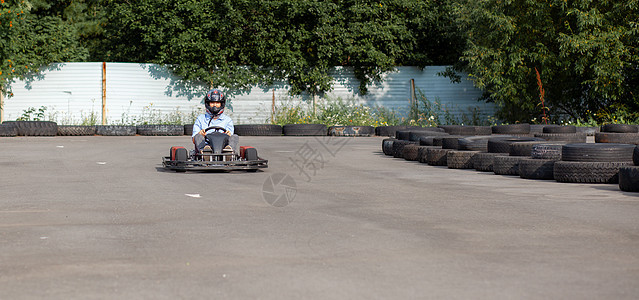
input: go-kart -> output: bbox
[162,126,268,172]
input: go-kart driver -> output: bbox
[192,89,239,154]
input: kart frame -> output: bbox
[163,152,268,172]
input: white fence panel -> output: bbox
[4,63,102,123]
[4,63,493,125]
[104,63,203,124]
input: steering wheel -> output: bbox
[203,126,227,133]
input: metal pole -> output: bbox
[410,78,416,106]
[312,93,317,117]
[271,89,275,124]
[0,87,4,123]
[410,78,416,120]
[102,62,106,125]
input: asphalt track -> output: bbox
[1,135,638,299]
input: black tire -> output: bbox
[447,150,480,169]
[601,124,638,133]
[96,125,137,136]
[534,132,587,143]
[634,146,639,166]
[184,124,194,136]
[328,125,374,137]
[5,121,58,136]
[519,158,556,180]
[403,144,420,161]
[0,123,17,137]
[594,132,639,145]
[392,140,417,158]
[396,130,412,140]
[576,126,599,136]
[282,124,327,136]
[562,143,635,162]
[235,124,282,136]
[619,166,639,192]
[543,125,576,134]
[441,136,465,150]
[437,125,476,135]
[473,152,502,172]
[487,136,543,153]
[417,146,439,163]
[57,125,97,136]
[509,141,549,156]
[492,123,531,134]
[531,143,566,160]
[382,138,396,156]
[554,161,631,184]
[457,136,491,152]
[474,126,492,136]
[137,124,184,136]
[432,137,446,147]
[426,148,451,166]
[376,125,409,137]
[419,136,434,146]
[409,130,448,141]
[437,125,460,134]
[493,155,522,176]
[419,134,450,146]
[530,124,546,134]
[421,127,447,133]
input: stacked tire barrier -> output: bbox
[518,142,566,180]
[235,124,283,136]
[444,135,482,169]
[0,122,18,137]
[381,124,639,193]
[595,124,639,144]
[554,143,634,183]
[534,125,587,143]
[57,125,97,136]
[96,125,137,136]
[619,146,639,192]
[475,135,539,173]
[137,125,184,136]
[328,126,375,137]
[2,121,58,136]
[493,139,546,176]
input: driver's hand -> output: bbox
[199,129,206,136]
[225,130,231,136]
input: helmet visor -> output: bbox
[208,94,222,102]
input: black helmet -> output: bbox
[204,89,226,116]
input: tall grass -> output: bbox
[408,90,491,126]
[271,96,402,127]
[271,94,492,127]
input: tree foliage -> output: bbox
[98,0,460,96]
[452,0,639,122]
[3,0,637,123]
[0,0,96,95]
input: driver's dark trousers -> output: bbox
[193,134,239,153]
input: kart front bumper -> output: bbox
[162,156,268,171]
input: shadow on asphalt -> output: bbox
[591,185,639,197]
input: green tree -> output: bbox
[99,0,459,98]
[452,0,639,123]
[0,0,93,120]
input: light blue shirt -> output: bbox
[192,112,234,137]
